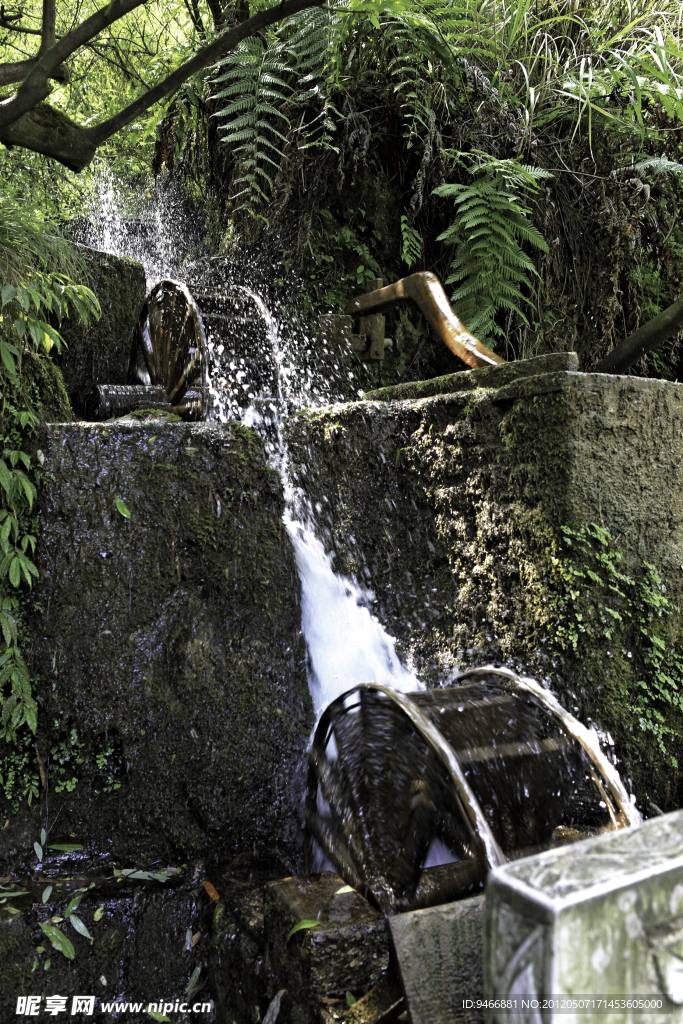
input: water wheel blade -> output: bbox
[129,280,207,421]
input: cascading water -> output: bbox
[86,181,420,715]
[231,290,420,715]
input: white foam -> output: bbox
[285,515,419,714]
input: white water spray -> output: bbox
[80,169,201,288]
[239,292,420,715]
[85,187,420,716]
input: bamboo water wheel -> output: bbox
[192,288,278,418]
[128,280,208,419]
[305,667,639,914]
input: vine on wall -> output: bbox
[549,523,683,771]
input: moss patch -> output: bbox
[284,371,683,811]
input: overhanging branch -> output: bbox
[88,0,324,148]
[595,290,683,374]
[0,57,68,86]
[0,0,327,170]
[0,0,146,128]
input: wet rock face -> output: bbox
[283,361,683,805]
[24,420,312,868]
[53,249,146,416]
[0,876,206,1023]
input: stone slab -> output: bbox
[484,809,683,1021]
[363,352,579,401]
[264,873,390,1014]
[389,894,483,1024]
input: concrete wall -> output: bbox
[284,356,683,807]
[14,419,312,873]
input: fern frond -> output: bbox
[435,153,551,344]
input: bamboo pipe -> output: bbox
[344,271,505,370]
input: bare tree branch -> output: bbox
[206,0,225,30]
[0,57,68,86]
[182,0,206,37]
[0,6,42,35]
[595,290,683,375]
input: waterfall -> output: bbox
[80,179,420,717]
[242,291,420,715]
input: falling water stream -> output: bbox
[84,179,420,717]
[238,291,420,715]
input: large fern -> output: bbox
[434,154,552,344]
[211,37,295,217]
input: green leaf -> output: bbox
[8,557,20,589]
[41,886,52,904]
[0,341,18,376]
[94,905,105,922]
[48,844,83,852]
[69,914,92,939]
[334,884,355,894]
[286,919,319,943]
[346,991,357,1006]
[38,923,75,960]
[0,461,12,499]
[64,892,84,917]
[186,965,201,999]
[40,828,46,847]
[147,1012,170,1022]
[1,285,16,308]
[115,496,131,519]
[34,842,43,862]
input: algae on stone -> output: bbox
[284,367,683,809]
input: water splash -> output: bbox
[81,181,419,715]
[229,289,420,714]
[285,518,419,713]
[75,169,205,288]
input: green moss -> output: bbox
[284,375,683,810]
[18,351,72,424]
[127,408,181,422]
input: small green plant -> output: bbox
[548,523,683,766]
[400,215,422,269]
[0,196,98,760]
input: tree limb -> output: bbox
[0,0,147,129]
[182,0,206,37]
[0,0,327,169]
[0,7,42,35]
[594,289,683,374]
[89,0,321,147]
[205,0,224,30]
[37,0,56,55]
[0,57,68,86]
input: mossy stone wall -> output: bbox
[18,420,312,870]
[284,360,683,809]
[53,248,146,415]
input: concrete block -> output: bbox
[264,873,389,1012]
[389,894,483,1024]
[54,247,146,415]
[485,809,683,1021]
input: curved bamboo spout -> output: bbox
[344,271,505,370]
